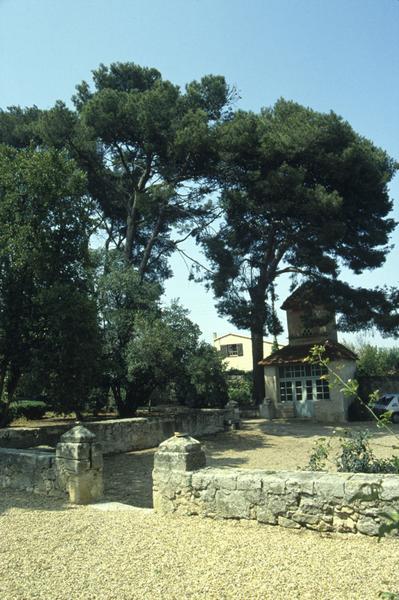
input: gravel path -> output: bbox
[2,420,399,599]
[1,492,399,600]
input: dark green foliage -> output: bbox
[92,251,228,416]
[226,371,253,406]
[0,62,235,287]
[305,438,332,472]
[201,99,398,402]
[9,400,47,421]
[337,430,376,472]
[126,302,228,411]
[0,145,100,423]
[352,342,399,376]
[337,431,399,474]
[306,430,399,474]
[31,62,235,280]
[94,249,162,416]
[0,105,42,147]
[182,343,228,408]
[30,286,102,418]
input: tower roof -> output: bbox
[281,283,320,311]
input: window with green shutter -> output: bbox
[220,343,244,357]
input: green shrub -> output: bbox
[337,430,399,474]
[306,437,332,471]
[305,430,399,474]
[9,400,47,421]
[227,371,253,406]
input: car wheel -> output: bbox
[392,412,399,424]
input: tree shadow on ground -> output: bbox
[102,425,269,505]
[200,423,270,468]
[253,419,399,440]
[103,448,155,508]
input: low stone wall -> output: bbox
[0,408,233,454]
[0,448,60,496]
[153,435,399,537]
[0,426,103,504]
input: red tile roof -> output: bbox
[259,340,357,366]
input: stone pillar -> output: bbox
[56,425,103,504]
[225,400,241,429]
[259,398,275,419]
[153,433,206,513]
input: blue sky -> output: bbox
[1,0,398,346]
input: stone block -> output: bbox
[90,448,103,470]
[291,511,321,526]
[67,471,103,505]
[356,516,380,536]
[314,474,346,499]
[154,434,206,473]
[56,442,91,461]
[264,493,294,516]
[261,474,285,495]
[344,475,381,503]
[215,490,250,519]
[286,472,318,495]
[60,425,96,444]
[257,506,278,525]
[278,516,301,529]
[191,470,213,490]
[299,499,325,516]
[57,457,91,474]
[214,473,237,491]
[244,488,263,505]
[380,477,399,501]
[153,492,175,513]
[236,472,263,491]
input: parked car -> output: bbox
[372,394,399,424]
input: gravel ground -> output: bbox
[202,419,399,470]
[1,492,399,600]
[103,419,399,507]
[2,419,399,599]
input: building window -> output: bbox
[220,343,243,357]
[278,364,330,402]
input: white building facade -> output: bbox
[259,286,357,423]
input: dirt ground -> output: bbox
[103,419,399,508]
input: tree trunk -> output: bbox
[124,383,140,416]
[0,364,21,428]
[111,382,138,417]
[251,327,266,405]
[111,383,124,415]
[124,191,140,265]
[139,206,165,282]
[124,211,135,264]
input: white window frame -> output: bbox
[278,364,330,402]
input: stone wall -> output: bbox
[0,426,103,504]
[0,408,233,454]
[153,435,399,537]
[0,448,60,496]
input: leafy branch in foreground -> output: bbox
[306,344,399,552]
[306,345,399,441]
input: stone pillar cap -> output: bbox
[158,434,202,453]
[60,425,96,443]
